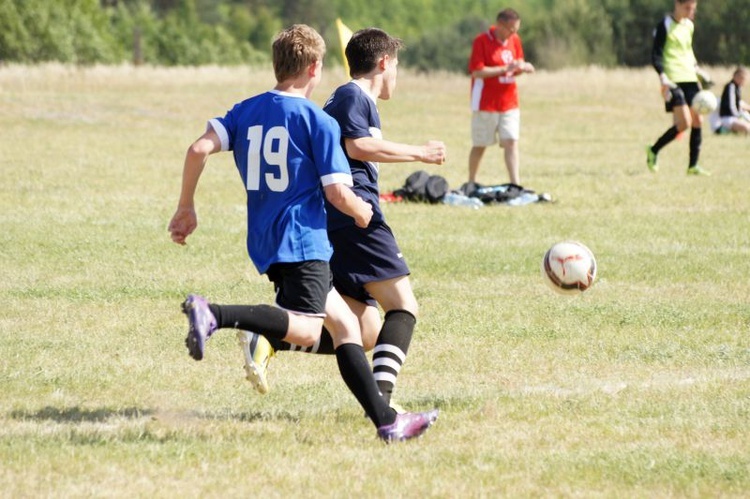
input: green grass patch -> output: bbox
[2,64,749,497]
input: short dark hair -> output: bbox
[497,8,521,23]
[345,27,404,78]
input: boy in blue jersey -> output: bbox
[646,0,712,176]
[168,24,437,442]
[243,28,446,409]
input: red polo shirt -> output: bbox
[469,28,525,112]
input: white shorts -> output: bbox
[719,116,746,129]
[710,111,750,131]
[471,109,520,146]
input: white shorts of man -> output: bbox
[469,109,521,185]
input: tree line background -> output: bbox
[0,0,748,71]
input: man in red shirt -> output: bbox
[468,8,535,186]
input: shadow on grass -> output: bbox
[10,406,306,424]
[198,410,300,423]
[9,406,153,423]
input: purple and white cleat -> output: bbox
[181,294,217,361]
[377,408,439,443]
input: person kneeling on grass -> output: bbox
[167,24,438,443]
[712,66,750,136]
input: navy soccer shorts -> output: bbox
[328,222,410,306]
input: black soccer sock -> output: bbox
[652,126,679,154]
[209,304,289,341]
[689,127,702,167]
[336,343,396,428]
[372,310,416,404]
[277,327,335,354]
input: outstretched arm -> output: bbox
[345,137,446,165]
[168,129,222,245]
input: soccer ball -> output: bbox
[541,241,597,295]
[691,90,718,115]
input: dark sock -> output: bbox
[372,310,416,404]
[277,327,335,354]
[689,127,702,167]
[209,304,289,341]
[336,343,396,428]
[652,126,679,154]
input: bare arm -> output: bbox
[733,83,750,113]
[471,60,534,79]
[345,137,446,165]
[168,129,222,245]
[323,183,373,228]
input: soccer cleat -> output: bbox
[377,408,439,443]
[236,330,275,395]
[364,399,406,418]
[181,294,217,361]
[687,165,711,176]
[645,145,658,173]
[390,400,406,415]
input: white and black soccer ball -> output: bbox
[691,90,718,115]
[541,241,597,295]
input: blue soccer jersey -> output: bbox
[323,82,385,231]
[209,90,353,274]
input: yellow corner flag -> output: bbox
[335,18,353,78]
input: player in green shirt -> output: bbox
[646,0,712,176]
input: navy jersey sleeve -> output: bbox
[324,84,375,140]
[322,83,383,231]
[651,18,667,75]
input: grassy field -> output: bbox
[1,63,749,498]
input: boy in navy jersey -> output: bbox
[323,28,445,407]
[168,24,437,442]
[243,28,446,410]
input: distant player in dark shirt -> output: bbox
[713,66,750,135]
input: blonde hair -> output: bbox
[272,24,326,83]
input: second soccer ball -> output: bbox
[691,90,718,115]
